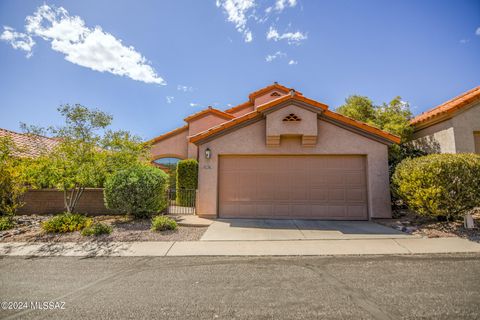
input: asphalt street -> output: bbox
[1,254,479,319]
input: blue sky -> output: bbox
[0,0,479,140]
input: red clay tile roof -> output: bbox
[323,110,401,144]
[255,93,328,112]
[224,101,253,114]
[411,85,480,126]
[189,93,400,144]
[225,83,302,114]
[189,109,260,144]
[184,106,234,122]
[151,83,399,145]
[248,82,301,101]
[149,125,188,144]
[0,128,59,157]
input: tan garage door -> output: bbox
[218,155,368,220]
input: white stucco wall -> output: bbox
[196,118,392,219]
[451,102,480,153]
[150,129,189,160]
[412,119,456,153]
[412,102,480,153]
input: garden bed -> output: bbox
[0,215,207,242]
[375,209,480,242]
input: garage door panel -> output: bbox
[327,206,347,217]
[219,156,368,220]
[328,188,346,202]
[324,174,345,186]
[344,172,364,185]
[310,188,328,201]
[273,204,291,216]
[346,188,366,202]
[343,156,365,169]
[347,205,367,218]
[256,204,274,217]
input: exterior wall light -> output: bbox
[205,148,212,159]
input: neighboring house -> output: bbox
[151,83,400,220]
[411,85,480,154]
[0,128,59,158]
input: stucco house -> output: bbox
[150,83,400,220]
[411,85,480,154]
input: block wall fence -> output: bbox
[17,189,118,216]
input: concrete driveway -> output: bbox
[201,219,412,241]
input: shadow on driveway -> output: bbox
[201,219,411,241]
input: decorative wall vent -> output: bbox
[270,92,281,97]
[282,113,302,122]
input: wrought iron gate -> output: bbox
[164,189,197,215]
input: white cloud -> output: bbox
[177,85,194,92]
[266,26,307,44]
[265,50,286,62]
[459,39,469,44]
[189,102,200,107]
[244,30,253,42]
[265,0,296,14]
[166,96,175,104]
[1,4,165,85]
[288,59,298,65]
[476,27,480,36]
[0,26,35,57]
[274,0,297,12]
[216,0,255,42]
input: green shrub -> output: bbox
[392,154,480,219]
[42,213,93,233]
[0,216,15,231]
[104,165,169,218]
[81,222,112,236]
[0,136,26,216]
[176,159,198,206]
[151,215,177,231]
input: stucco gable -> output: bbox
[265,104,318,147]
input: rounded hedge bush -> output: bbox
[176,159,198,206]
[392,154,480,219]
[151,215,177,231]
[104,165,169,218]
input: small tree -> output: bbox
[22,104,149,213]
[336,95,422,173]
[336,95,377,124]
[0,136,26,216]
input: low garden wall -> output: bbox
[17,189,119,216]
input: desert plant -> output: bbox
[104,165,169,218]
[392,154,480,220]
[21,104,150,213]
[0,216,15,231]
[151,215,177,231]
[42,213,93,233]
[176,159,198,206]
[81,222,112,236]
[0,136,26,216]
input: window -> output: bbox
[474,132,480,154]
[270,92,281,97]
[282,113,301,122]
[153,157,181,170]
